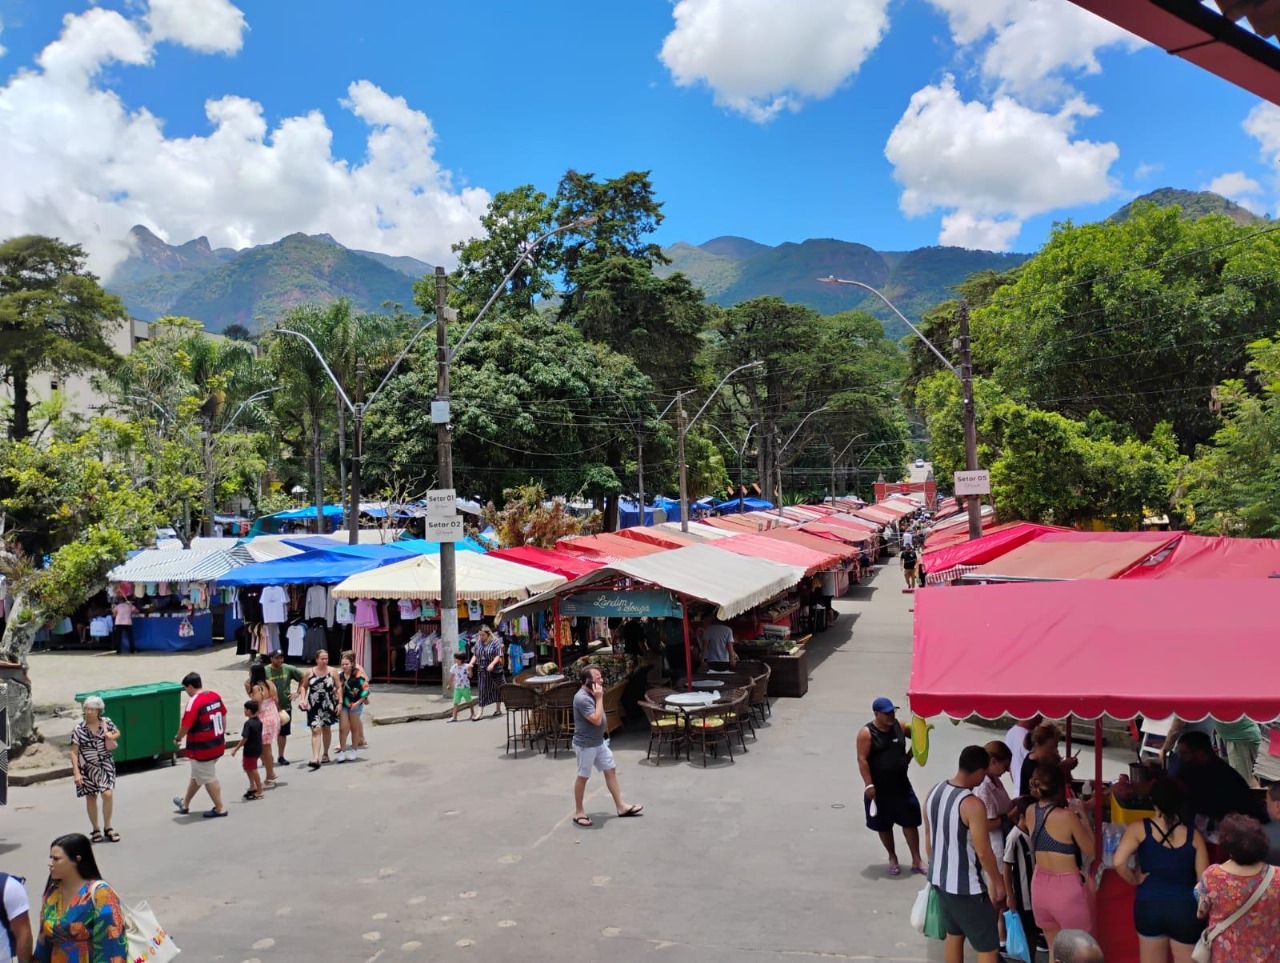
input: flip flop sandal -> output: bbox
[104,828,121,842]
[90,830,104,843]
[203,809,229,819]
[573,816,593,827]
[321,754,331,764]
[888,862,902,876]
[616,805,644,818]
[308,761,321,771]
[172,797,190,815]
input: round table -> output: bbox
[524,674,566,686]
[665,692,719,707]
[692,679,724,689]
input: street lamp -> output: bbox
[819,276,982,540]
[773,406,828,515]
[433,214,598,677]
[829,431,868,502]
[706,422,758,513]
[676,361,765,532]
[275,321,442,545]
[632,392,680,528]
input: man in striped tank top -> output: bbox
[924,746,1005,963]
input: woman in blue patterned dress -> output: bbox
[34,832,127,963]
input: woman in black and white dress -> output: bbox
[70,696,121,843]
[299,649,341,770]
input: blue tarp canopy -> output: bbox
[715,497,774,511]
[617,498,657,528]
[217,549,408,586]
[272,504,345,520]
[282,540,412,561]
[394,537,489,555]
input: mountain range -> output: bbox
[105,188,1262,337]
[109,226,431,330]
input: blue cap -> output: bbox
[872,697,898,714]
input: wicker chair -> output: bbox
[639,699,685,764]
[499,683,541,757]
[685,702,733,767]
[749,664,772,722]
[645,687,676,705]
[542,682,579,758]
[736,658,767,677]
[717,688,754,749]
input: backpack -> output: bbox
[0,872,24,951]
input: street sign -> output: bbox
[422,516,464,542]
[430,401,451,424]
[953,470,991,496]
[424,489,456,517]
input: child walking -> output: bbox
[448,652,472,723]
[231,699,264,800]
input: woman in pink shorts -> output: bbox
[1029,763,1095,962]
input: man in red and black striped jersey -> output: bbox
[172,672,229,818]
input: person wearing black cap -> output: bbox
[856,696,924,875]
[264,650,303,766]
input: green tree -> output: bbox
[1180,334,1280,535]
[973,204,1280,452]
[0,235,126,440]
[447,185,557,315]
[917,371,1178,527]
[481,483,599,548]
[363,315,658,520]
[0,418,163,746]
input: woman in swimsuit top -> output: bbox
[1029,763,1096,962]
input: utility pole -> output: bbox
[435,266,459,684]
[636,431,645,528]
[677,392,689,533]
[348,359,365,545]
[202,430,215,537]
[957,302,983,541]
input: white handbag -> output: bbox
[123,899,181,962]
[1192,865,1273,963]
[909,883,931,934]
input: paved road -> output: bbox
[4,562,1126,962]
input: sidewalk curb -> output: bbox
[10,765,74,787]
[372,707,458,726]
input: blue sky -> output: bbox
[0,0,1273,275]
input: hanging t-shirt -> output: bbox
[354,598,380,628]
[421,601,438,619]
[286,622,306,657]
[304,585,332,625]
[398,599,420,621]
[334,597,353,624]
[466,600,483,621]
[260,585,289,623]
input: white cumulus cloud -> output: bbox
[147,0,247,54]
[884,77,1120,250]
[927,0,1142,105]
[1203,172,1263,204]
[0,3,488,278]
[659,0,890,122]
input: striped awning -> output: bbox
[109,545,254,584]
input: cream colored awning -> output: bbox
[331,552,565,601]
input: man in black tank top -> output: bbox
[856,697,924,875]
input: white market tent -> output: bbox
[655,521,732,540]
[108,544,255,584]
[331,552,566,601]
[504,543,807,622]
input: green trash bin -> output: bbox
[74,682,184,765]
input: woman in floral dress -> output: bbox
[1196,814,1280,962]
[244,661,280,788]
[35,832,127,963]
[468,626,505,721]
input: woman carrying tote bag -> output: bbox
[1194,815,1280,963]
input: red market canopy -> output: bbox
[964,531,1178,582]
[1121,533,1280,580]
[922,522,1066,572]
[758,526,861,560]
[487,546,605,580]
[556,533,668,562]
[612,527,701,549]
[708,532,840,576]
[799,520,875,545]
[856,506,900,525]
[874,500,917,518]
[909,579,1280,722]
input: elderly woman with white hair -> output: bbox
[70,696,121,842]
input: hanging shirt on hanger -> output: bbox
[285,622,306,657]
[398,599,420,621]
[260,585,289,623]
[466,600,483,621]
[335,597,353,624]
[354,597,380,629]
[305,585,332,625]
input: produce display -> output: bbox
[566,652,641,688]
[739,638,800,656]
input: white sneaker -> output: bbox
[336,750,349,763]
[347,749,358,762]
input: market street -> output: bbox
[0,562,1126,962]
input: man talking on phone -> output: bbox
[571,667,643,827]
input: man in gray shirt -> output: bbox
[571,666,643,827]
[1265,784,1280,866]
